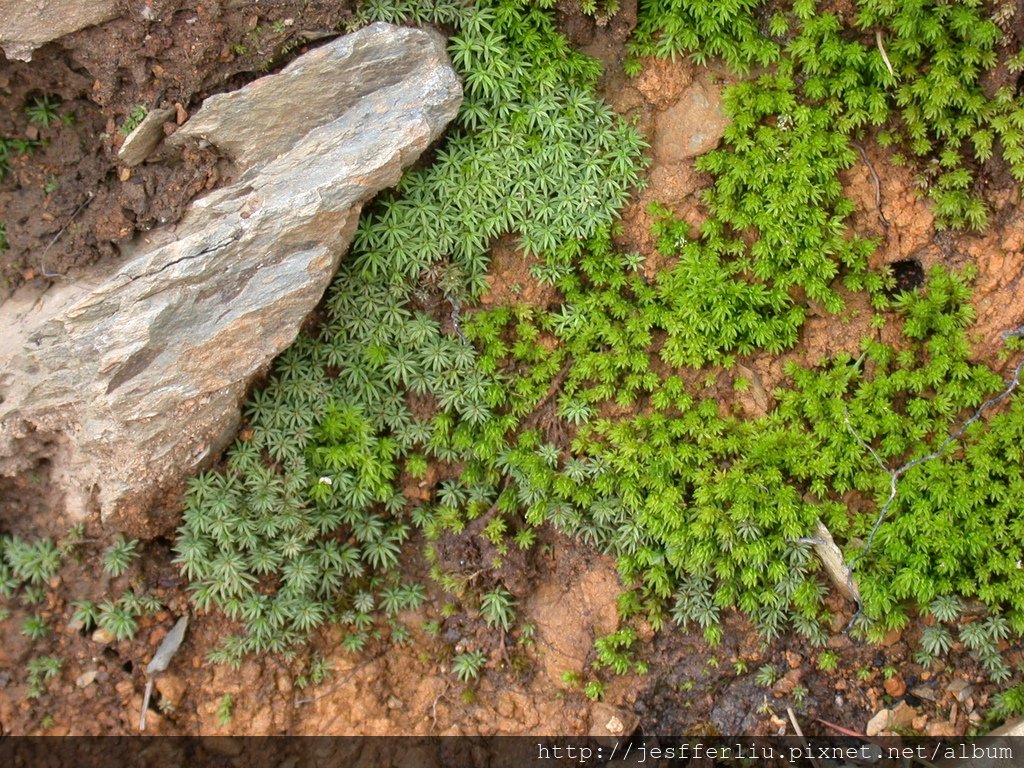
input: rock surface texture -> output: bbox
[0,23,462,526]
[0,0,120,61]
[118,107,177,167]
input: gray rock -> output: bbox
[947,678,975,704]
[146,615,188,676]
[169,23,449,168]
[0,23,461,525]
[909,685,938,702]
[0,0,119,61]
[118,108,176,167]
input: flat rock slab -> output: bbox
[118,107,176,167]
[0,23,461,527]
[168,25,450,168]
[0,0,119,61]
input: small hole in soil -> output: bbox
[887,259,925,296]
[122,660,133,673]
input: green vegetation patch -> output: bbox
[170,0,1024,691]
[630,0,1024,229]
[174,0,647,665]
[470,256,1023,672]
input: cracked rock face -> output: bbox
[0,0,120,61]
[0,23,462,528]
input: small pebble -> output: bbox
[92,627,115,644]
[883,675,906,698]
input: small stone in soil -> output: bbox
[880,628,902,646]
[155,674,188,708]
[883,675,906,698]
[149,626,168,647]
[91,627,115,644]
[910,686,937,702]
[927,720,958,737]
[891,701,917,729]
[589,702,638,746]
[947,679,975,703]
[866,709,893,737]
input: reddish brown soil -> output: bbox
[478,235,562,310]
[0,525,627,736]
[842,141,1024,366]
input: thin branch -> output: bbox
[841,344,1024,621]
[1001,324,1024,341]
[848,353,1024,565]
[430,680,451,732]
[520,359,573,433]
[38,192,95,279]
[787,706,822,768]
[815,720,942,768]
[139,678,155,731]
[815,717,867,739]
[852,141,890,230]
[816,717,940,768]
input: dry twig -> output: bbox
[38,192,95,279]
[852,141,890,230]
[431,680,452,731]
[787,706,822,768]
[876,30,895,78]
[847,348,1024,573]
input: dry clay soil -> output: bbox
[2,1,1024,741]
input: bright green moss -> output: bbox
[632,0,1024,229]
[172,0,1024,683]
